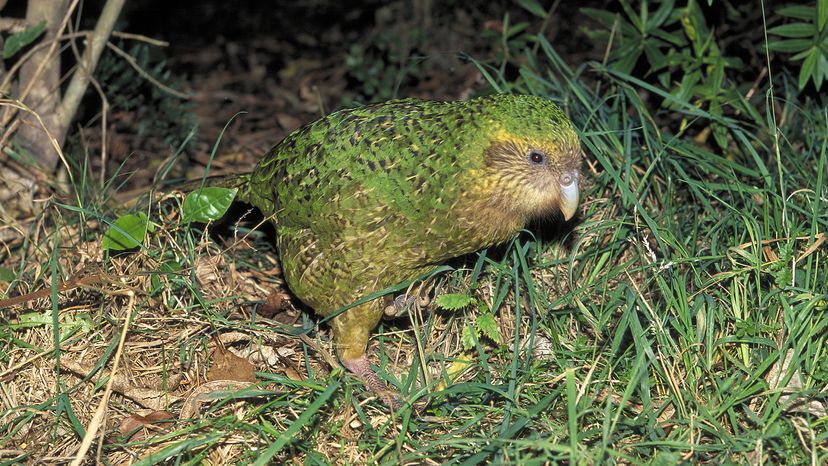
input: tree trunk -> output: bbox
[16,0,67,169]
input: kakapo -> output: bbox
[204,94,582,405]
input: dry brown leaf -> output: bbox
[259,289,299,323]
[208,347,256,383]
[119,410,175,440]
[284,366,304,381]
[234,344,295,367]
[194,254,224,287]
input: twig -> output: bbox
[106,42,191,99]
[57,0,126,145]
[0,30,166,94]
[70,290,135,466]
[62,15,110,185]
[0,271,105,309]
[111,31,169,47]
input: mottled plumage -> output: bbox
[232,94,581,401]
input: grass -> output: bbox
[1,4,827,465]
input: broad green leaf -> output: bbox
[60,314,94,339]
[9,311,50,329]
[651,27,687,47]
[666,71,700,110]
[687,3,711,39]
[817,53,828,88]
[791,47,815,61]
[777,5,816,21]
[712,122,729,151]
[767,23,815,38]
[3,19,46,58]
[611,46,642,74]
[709,59,726,90]
[648,0,675,29]
[581,9,636,37]
[767,38,812,53]
[476,312,502,344]
[102,212,151,251]
[518,0,547,18]
[182,187,238,223]
[820,0,828,30]
[435,293,475,311]
[799,48,819,89]
[618,0,642,30]
[579,8,616,28]
[461,325,477,351]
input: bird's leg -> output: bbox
[331,306,402,408]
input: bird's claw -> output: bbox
[341,355,402,409]
[379,390,403,410]
[383,294,415,319]
[382,289,432,319]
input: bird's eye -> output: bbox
[528,150,546,165]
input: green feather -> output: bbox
[208,94,581,362]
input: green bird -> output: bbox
[212,94,581,404]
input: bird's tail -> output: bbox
[175,173,253,204]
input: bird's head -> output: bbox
[469,95,583,223]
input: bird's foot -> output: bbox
[382,290,432,319]
[342,355,402,409]
[383,294,414,319]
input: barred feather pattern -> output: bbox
[245,94,582,360]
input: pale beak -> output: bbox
[559,170,580,221]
